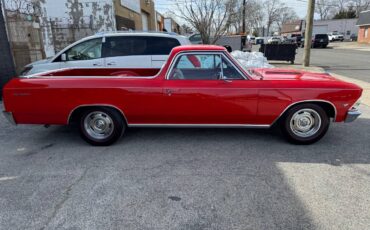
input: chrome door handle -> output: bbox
[93,63,102,66]
[166,89,173,96]
[107,62,116,66]
[165,89,177,96]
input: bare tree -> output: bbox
[336,0,349,11]
[264,0,284,36]
[244,0,264,35]
[174,0,236,44]
[315,0,334,19]
[276,7,299,33]
[181,24,193,34]
[349,0,370,15]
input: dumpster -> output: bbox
[259,44,297,64]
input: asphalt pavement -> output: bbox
[1,102,370,230]
[270,42,370,83]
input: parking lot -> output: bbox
[1,101,370,229]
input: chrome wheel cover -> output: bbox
[84,111,114,140]
[290,109,321,138]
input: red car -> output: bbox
[2,45,362,146]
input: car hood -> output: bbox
[249,68,339,81]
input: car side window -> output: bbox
[169,53,245,80]
[102,36,180,58]
[168,54,223,80]
[65,38,102,61]
[220,56,245,80]
[149,37,181,55]
[103,36,147,57]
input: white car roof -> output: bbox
[50,31,191,61]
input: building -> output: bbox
[0,1,16,98]
[357,10,370,43]
[114,0,156,31]
[163,17,182,34]
[281,18,358,40]
[281,20,305,36]
[313,18,358,40]
[2,0,158,73]
[156,11,165,31]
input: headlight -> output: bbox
[20,65,33,76]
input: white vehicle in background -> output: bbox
[327,31,344,42]
[21,32,191,76]
[247,35,256,44]
[267,36,283,44]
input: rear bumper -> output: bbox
[2,111,16,125]
[344,108,361,123]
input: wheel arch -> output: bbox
[272,100,337,126]
[67,104,128,125]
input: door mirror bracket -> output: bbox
[61,53,67,62]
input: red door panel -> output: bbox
[160,79,259,124]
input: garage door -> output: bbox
[313,25,328,35]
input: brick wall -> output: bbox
[358,26,370,43]
[0,2,16,100]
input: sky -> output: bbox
[155,0,310,22]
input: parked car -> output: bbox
[350,33,358,42]
[20,32,191,76]
[247,35,256,44]
[327,31,344,42]
[267,36,282,44]
[290,34,303,47]
[188,33,202,44]
[312,34,329,48]
[3,45,362,146]
[255,37,265,45]
[301,34,329,48]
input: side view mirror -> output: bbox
[61,53,67,61]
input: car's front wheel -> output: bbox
[280,104,329,144]
[79,107,125,146]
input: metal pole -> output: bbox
[242,0,246,34]
[303,0,315,67]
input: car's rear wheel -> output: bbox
[280,103,329,144]
[79,107,125,146]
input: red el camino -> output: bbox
[2,45,362,145]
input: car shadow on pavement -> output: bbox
[1,109,370,229]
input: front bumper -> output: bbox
[345,108,361,123]
[2,111,16,125]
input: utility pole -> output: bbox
[303,0,315,67]
[242,0,246,35]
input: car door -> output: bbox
[60,38,104,69]
[161,52,259,125]
[102,36,152,68]
[149,37,181,68]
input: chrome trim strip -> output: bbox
[67,104,128,125]
[345,108,361,123]
[2,111,16,125]
[165,51,248,80]
[128,124,270,128]
[270,99,338,126]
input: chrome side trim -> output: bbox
[128,124,270,128]
[270,99,338,125]
[67,104,128,125]
[2,111,16,125]
[345,108,361,123]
